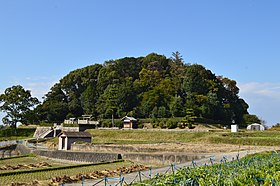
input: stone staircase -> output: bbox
[33,126,79,139]
[33,127,52,139]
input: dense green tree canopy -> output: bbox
[0,85,39,128]
[37,52,253,126]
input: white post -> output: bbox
[231,125,238,132]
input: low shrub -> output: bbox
[159,120,166,129]
[0,128,35,137]
[115,120,123,128]
[166,120,177,129]
[38,122,54,127]
[62,123,79,127]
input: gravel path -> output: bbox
[65,148,273,186]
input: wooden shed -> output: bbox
[58,131,92,150]
[121,116,138,129]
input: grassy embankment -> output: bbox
[87,129,280,146]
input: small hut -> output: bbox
[247,123,265,131]
[58,131,92,150]
[121,116,138,129]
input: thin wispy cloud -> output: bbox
[25,82,57,101]
[25,76,57,81]
[24,77,59,101]
[1,76,59,101]
[239,82,280,92]
[239,82,280,126]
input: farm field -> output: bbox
[0,155,142,185]
[135,151,280,186]
[1,128,280,185]
[0,155,79,174]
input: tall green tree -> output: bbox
[182,108,197,128]
[169,96,185,117]
[243,114,261,125]
[80,84,98,117]
[0,85,39,128]
[40,84,69,123]
[96,84,119,119]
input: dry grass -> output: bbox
[0,160,135,185]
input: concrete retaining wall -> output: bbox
[0,144,31,158]
[0,143,208,165]
[72,144,159,152]
[71,144,209,164]
[16,144,31,154]
[32,150,206,165]
[33,150,121,163]
[0,144,17,158]
[122,153,208,165]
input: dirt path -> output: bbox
[65,148,278,186]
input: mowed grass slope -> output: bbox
[87,129,280,146]
[88,129,213,144]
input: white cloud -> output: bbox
[239,82,280,98]
[0,76,59,124]
[24,80,58,101]
[239,82,280,126]
[21,76,60,101]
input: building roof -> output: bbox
[59,131,92,138]
[121,116,137,122]
[249,123,262,126]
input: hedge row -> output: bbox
[0,128,36,137]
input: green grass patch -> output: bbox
[209,131,280,146]
[88,129,214,144]
[88,129,280,146]
[0,154,35,162]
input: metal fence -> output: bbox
[60,151,280,186]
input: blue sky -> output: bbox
[0,0,280,126]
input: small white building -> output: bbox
[247,123,265,131]
[231,124,239,132]
[121,116,138,129]
[58,131,92,150]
